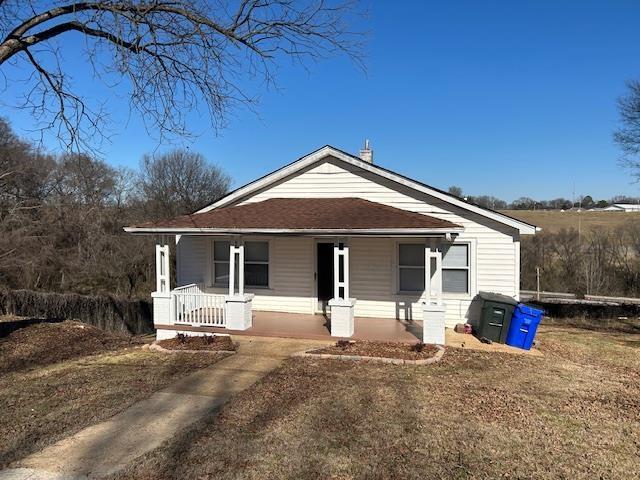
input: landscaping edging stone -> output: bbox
[292,344,445,365]
[145,342,237,355]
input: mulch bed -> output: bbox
[312,340,440,361]
[0,320,135,374]
[156,334,236,352]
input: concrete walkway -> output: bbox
[1,336,327,480]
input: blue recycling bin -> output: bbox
[506,304,544,350]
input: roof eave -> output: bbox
[123,226,465,236]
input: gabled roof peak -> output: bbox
[196,145,538,235]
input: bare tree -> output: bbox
[448,185,463,197]
[614,80,640,181]
[0,1,364,151]
[52,153,118,206]
[138,149,231,218]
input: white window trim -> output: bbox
[210,237,272,290]
[393,238,477,298]
[441,239,477,300]
[395,240,427,295]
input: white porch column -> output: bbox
[423,241,445,345]
[333,240,350,300]
[155,242,170,293]
[153,240,172,331]
[225,238,253,330]
[329,239,356,337]
[228,240,245,296]
[424,244,431,304]
[433,249,443,306]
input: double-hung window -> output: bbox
[442,243,470,294]
[213,241,232,286]
[212,240,269,288]
[398,244,425,293]
[244,241,269,287]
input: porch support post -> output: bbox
[225,237,253,330]
[228,242,235,296]
[329,238,355,337]
[155,240,170,293]
[228,238,245,296]
[332,240,350,300]
[424,244,431,305]
[238,241,245,296]
[433,250,443,306]
[423,239,445,345]
[152,237,173,337]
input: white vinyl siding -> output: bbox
[176,157,520,326]
[238,159,518,298]
[188,237,314,314]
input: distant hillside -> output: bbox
[499,210,640,234]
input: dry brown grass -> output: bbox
[0,324,228,468]
[113,325,640,480]
[0,321,134,374]
[500,209,640,233]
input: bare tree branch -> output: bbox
[0,0,365,152]
[614,80,640,183]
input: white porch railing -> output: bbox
[171,283,226,327]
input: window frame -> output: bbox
[441,242,471,295]
[211,238,271,289]
[395,239,476,298]
[396,242,426,295]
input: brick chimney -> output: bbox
[359,139,373,163]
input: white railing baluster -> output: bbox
[171,283,226,328]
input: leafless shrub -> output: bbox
[521,226,640,297]
[0,288,153,334]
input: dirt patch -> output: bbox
[313,340,439,361]
[156,334,236,351]
[0,320,136,374]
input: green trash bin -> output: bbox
[476,291,518,343]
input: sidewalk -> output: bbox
[0,336,327,480]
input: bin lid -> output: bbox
[478,291,518,305]
[515,303,545,316]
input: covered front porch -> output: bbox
[156,310,424,343]
[154,309,534,354]
[126,197,466,344]
[150,233,453,344]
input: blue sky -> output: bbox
[4,0,640,201]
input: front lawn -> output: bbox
[0,322,229,468]
[113,325,640,479]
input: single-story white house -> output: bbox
[125,143,538,343]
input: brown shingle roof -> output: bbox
[126,198,462,233]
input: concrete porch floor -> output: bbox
[158,311,541,355]
[160,311,423,343]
